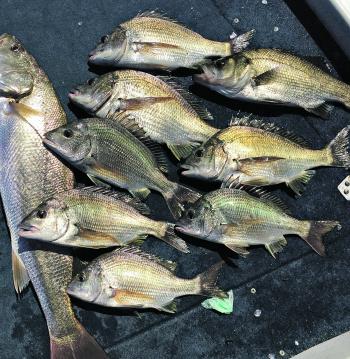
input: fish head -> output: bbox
[193,55,250,91]
[0,34,34,98]
[88,27,127,65]
[43,121,92,164]
[69,72,117,113]
[67,265,103,303]
[18,198,70,242]
[176,198,216,238]
[181,138,227,181]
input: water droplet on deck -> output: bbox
[254,309,261,317]
[274,26,279,32]
[233,18,240,24]
[251,288,256,294]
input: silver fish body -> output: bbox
[67,246,226,312]
[88,11,253,70]
[0,34,107,358]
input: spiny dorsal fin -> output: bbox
[136,10,190,29]
[116,113,168,173]
[79,186,150,215]
[158,76,214,121]
[232,184,292,215]
[112,246,177,271]
[230,116,310,147]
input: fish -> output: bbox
[67,246,227,312]
[88,11,254,70]
[176,187,339,257]
[69,70,218,159]
[0,34,107,358]
[193,49,350,118]
[19,186,189,253]
[43,115,200,219]
[181,118,350,195]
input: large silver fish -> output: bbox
[0,34,107,358]
[88,11,254,70]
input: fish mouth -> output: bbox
[68,88,80,100]
[193,65,216,84]
[180,163,197,177]
[174,224,191,235]
[18,223,39,237]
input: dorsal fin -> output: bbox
[230,116,310,147]
[111,246,177,272]
[115,113,169,173]
[158,76,214,121]
[78,186,150,215]
[136,10,190,29]
[232,184,292,215]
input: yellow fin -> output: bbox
[12,249,30,294]
[130,188,151,200]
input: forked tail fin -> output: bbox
[157,223,190,253]
[196,261,227,298]
[327,126,350,168]
[50,323,108,359]
[300,220,339,256]
[163,182,201,220]
[229,29,255,53]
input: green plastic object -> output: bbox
[201,290,234,314]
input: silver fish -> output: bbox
[89,11,254,70]
[67,246,227,312]
[0,34,107,358]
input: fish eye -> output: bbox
[36,210,47,219]
[87,78,95,85]
[78,273,86,282]
[10,43,20,52]
[63,129,74,138]
[216,59,226,68]
[101,35,109,43]
[195,149,204,158]
[187,209,195,219]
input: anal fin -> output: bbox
[130,188,151,200]
[161,301,177,313]
[306,103,334,119]
[287,170,316,196]
[87,174,111,188]
[224,243,250,256]
[265,238,287,258]
[12,250,30,294]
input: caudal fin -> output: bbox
[301,220,339,256]
[196,261,227,298]
[328,126,350,168]
[50,323,108,359]
[159,224,190,253]
[229,29,255,53]
[12,250,30,294]
[163,183,201,220]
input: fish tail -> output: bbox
[163,182,201,220]
[229,29,255,53]
[196,261,227,298]
[156,223,190,253]
[327,126,350,167]
[12,249,30,294]
[50,322,108,359]
[300,220,339,256]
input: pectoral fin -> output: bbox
[77,228,121,248]
[12,250,30,294]
[306,103,334,119]
[239,156,284,164]
[132,41,180,55]
[113,289,154,305]
[253,68,280,87]
[10,102,43,121]
[167,143,197,160]
[119,97,174,111]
